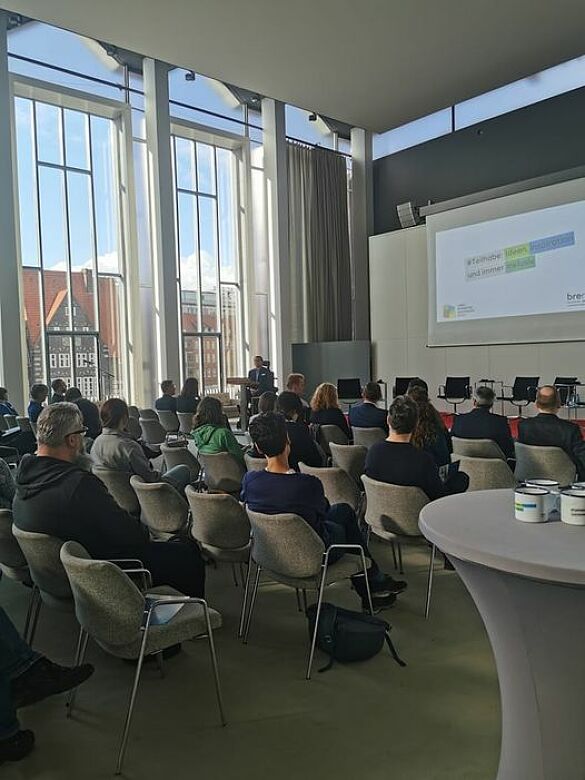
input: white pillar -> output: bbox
[350,127,374,341]
[262,98,291,386]
[0,12,27,412]
[143,58,180,389]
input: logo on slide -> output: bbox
[443,305,457,319]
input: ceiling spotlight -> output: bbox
[185,70,196,81]
[308,112,317,122]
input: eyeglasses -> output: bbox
[68,427,88,437]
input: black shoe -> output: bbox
[11,658,94,710]
[362,592,396,612]
[0,730,35,765]
[371,575,407,594]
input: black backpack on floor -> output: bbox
[306,602,406,673]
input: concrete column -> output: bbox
[261,98,291,386]
[350,127,374,341]
[143,58,180,388]
[0,12,27,412]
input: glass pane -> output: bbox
[221,285,240,381]
[98,276,125,398]
[198,196,218,330]
[131,109,146,141]
[90,116,119,273]
[35,102,63,165]
[38,166,70,329]
[67,171,97,330]
[183,335,201,387]
[47,334,73,391]
[372,108,452,159]
[64,109,90,170]
[73,335,99,401]
[21,268,44,388]
[202,336,221,394]
[174,137,196,191]
[196,143,216,195]
[178,191,200,332]
[14,97,40,267]
[217,148,238,283]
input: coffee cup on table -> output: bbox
[514,487,548,523]
[561,489,585,526]
[524,479,560,516]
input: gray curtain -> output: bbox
[287,142,352,343]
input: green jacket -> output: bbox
[191,424,245,465]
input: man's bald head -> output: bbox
[536,385,560,413]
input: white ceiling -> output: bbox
[4,0,585,132]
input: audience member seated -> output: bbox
[154,379,177,412]
[49,379,67,405]
[451,385,515,461]
[27,385,48,424]
[249,391,277,428]
[276,392,323,470]
[408,385,453,468]
[91,398,190,494]
[64,387,101,440]
[0,604,93,766]
[286,373,310,421]
[518,385,585,479]
[0,388,18,418]
[0,457,14,510]
[348,382,388,433]
[176,377,201,414]
[365,396,469,500]
[12,403,205,597]
[242,412,405,609]
[248,355,274,396]
[191,397,245,466]
[310,383,351,439]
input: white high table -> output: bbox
[419,489,585,780]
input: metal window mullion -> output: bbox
[30,99,49,386]
[171,135,186,381]
[36,158,91,175]
[213,146,224,390]
[86,114,101,363]
[232,148,245,376]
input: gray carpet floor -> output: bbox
[0,540,500,779]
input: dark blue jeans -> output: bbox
[322,503,381,581]
[0,606,40,739]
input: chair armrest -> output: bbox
[108,558,145,569]
[142,596,212,631]
[120,567,153,591]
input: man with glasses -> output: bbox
[12,403,206,598]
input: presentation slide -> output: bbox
[435,200,585,324]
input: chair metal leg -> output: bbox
[66,628,89,717]
[358,549,375,617]
[27,589,42,648]
[201,603,226,726]
[22,586,38,644]
[243,565,262,644]
[425,544,436,619]
[397,542,404,575]
[238,563,245,587]
[115,626,150,775]
[238,558,254,639]
[155,652,165,679]
[390,541,398,571]
[301,589,308,613]
[230,563,238,587]
[306,562,329,680]
[295,589,302,612]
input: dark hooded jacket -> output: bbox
[12,454,148,558]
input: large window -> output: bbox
[14,89,128,401]
[172,130,243,394]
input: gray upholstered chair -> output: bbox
[186,489,251,630]
[352,427,386,449]
[0,510,33,636]
[139,417,166,446]
[129,476,189,540]
[198,452,245,494]
[138,408,158,419]
[329,443,367,485]
[455,455,516,491]
[177,411,194,435]
[514,441,576,485]
[243,509,373,679]
[16,416,33,433]
[60,540,224,776]
[92,467,141,517]
[298,463,361,512]
[12,526,73,644]
[361,475,435,618]
[452,436,506,461]
[128,405,140,420]
[317,425,349,457]
[244,452,267,472]
[156,409,180,433]
[160,443,201,483]
[125,417,142,441]
[0,416,7,432]
[3,415,17,429]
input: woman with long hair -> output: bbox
[309,382,351,438]
[408,385,451,467]
[176,377,201,414]
[191,396,245,465]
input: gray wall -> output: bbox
[374,86,585,234]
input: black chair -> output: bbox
[393,377,415,398]
[497,376,539,417]
[554,377,579,407]
[437,377,471,414]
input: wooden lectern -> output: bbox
[226,377,257,431]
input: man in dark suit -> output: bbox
[248,356,274,395]
[518,385,585,479]
[154,380,177,412]
[348,382,388,433]
[451,385,515,460]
